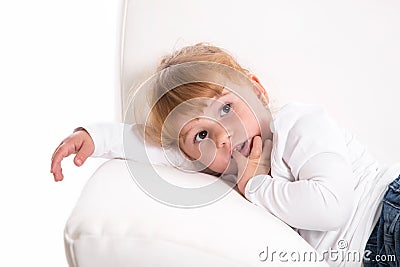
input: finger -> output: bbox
[50,143,75,173]
[248,136,262,160]
[51,143,66,173]
[51,142,63,161]
[73,141,92,167]
[51,135,71,161]
[52,167,64,182]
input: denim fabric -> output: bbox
[364,175,400,267]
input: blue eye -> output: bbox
[220,103,231,116]
[194,130,208,143]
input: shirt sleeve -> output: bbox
[77,123,170,166]
[77,123,125,159]
[245,153,354,231]
[244,109,355,231]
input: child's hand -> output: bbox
[232,136,272,195]
[50,129,94,182]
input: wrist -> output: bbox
[244,174,269,200]
[238,175,253,195]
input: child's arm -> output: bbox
[50,123,125,182]
[50,123,170,182]
[244,153,353,231]
[235,111,354,231]
[78,123,127,159]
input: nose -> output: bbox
[214,125,232,148]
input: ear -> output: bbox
[249,74,269,105]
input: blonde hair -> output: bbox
[143,43,251,147]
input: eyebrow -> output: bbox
[206,91,233,112]
[219,90,231,98]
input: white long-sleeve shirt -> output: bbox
[83,102,400,267]
[245,103,400,266]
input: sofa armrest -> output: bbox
[65,159,328,266]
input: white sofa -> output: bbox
[65,159,328,266]
[64,0,400,266]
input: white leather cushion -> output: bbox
[65,159,328,266]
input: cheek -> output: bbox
[195,143,230,173]
[208,150,231,173]
[179,140,230,173]
[178,140,199,160]
[236,107,259,132]
[236,103,253,119]
[181,140,219,166]
[197,141,218,165]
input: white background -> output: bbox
[0,0,399,266]
[121,0,400,165]
[0,1,118,266]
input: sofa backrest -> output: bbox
[119,0,400,163]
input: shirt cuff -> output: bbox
[244,174,271,199]
[73,124,114,157]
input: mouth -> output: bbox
[232,138,252,157]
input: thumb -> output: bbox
[73,142,92,167]
[248,136,262,160]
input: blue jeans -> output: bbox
[364,175,400,267]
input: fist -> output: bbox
[232,136,272,195]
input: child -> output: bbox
[51,43,400,266]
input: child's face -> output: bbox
[176,89,265,175]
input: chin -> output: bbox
[207,157,238,176]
